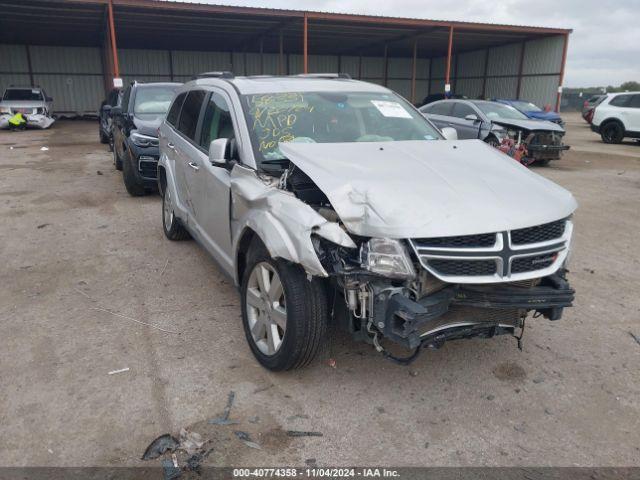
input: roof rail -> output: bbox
[293,73,352,79]
[193,71,235,80]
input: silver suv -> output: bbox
[158,74,577,371]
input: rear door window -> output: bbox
[427,101,454,116]
[176,90,206,141]
[610,95,632,107]
[166,92,186,126]
[629,95,640,108]
[452,102,477,119]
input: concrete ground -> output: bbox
[0,113,639,468]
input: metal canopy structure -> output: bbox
[0,0,571,111]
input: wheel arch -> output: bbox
[600,117,626,130]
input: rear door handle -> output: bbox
[188,162,200,171]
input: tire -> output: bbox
[162,185,190,241]
[600,121,624,144]
[241,240,327,371]
[99,127,109,144]
[484,135,500,148]
[535,159,551,167]
[122,149,146,196]
[113,143,123,170]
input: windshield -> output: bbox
[474,101,529,120]
[241,91,441,166]
[510,100,542,112]
[3,89,43,101]
[133,87,177,115]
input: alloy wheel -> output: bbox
[245,262,287,356]
[163,188,174,228]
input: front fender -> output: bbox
[230,165,356,284]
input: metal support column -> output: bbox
[107,0,120,83]
[444,25,454,95]
[555,33,569,112]
[516,41,526,99]
[411,38,417,104]
[383,44,388,86]
[279,30,284,75]
[303,13,308,74]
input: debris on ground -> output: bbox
[92,306,179,334]
[208,391,238,425]
[328,358,337,368]
[286,414,309,421]
[248,416,260,424]
[107,367,129,375]
[252,384,273,394]
[96,170,103,175]
[286,431,323,437]
[37,223,50,229]
[179,428,205,455]
[234,431,262,450]
[161,458,182,480]
[629,331,640,346]
[141,434,179,460]
[40,146,49,151]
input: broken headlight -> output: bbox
[360,238,416,279]
[0,107,11,114]
[131,131,159,148]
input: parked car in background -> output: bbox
[421,93,467,106]
[582,94,606,124]
[590,92,640,144]
[98,88,121,146]
[582,94,605,119]
[158,74,576,371]
[0,86,55,129]
[111,81,181,195]
[495,99,564,127]
[420,99,569,165]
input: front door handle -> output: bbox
[188,161,200,171]
[167,142,175,149]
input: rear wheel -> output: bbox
[601,121,624,144]
[162,186,190,240]
[241,241,327,371]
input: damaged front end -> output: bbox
[498,127,569,166]
[280,166,576,362]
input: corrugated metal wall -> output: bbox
[0,35,565,113]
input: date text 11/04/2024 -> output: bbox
[233,468,400,478]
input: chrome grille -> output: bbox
[408,219,572,284]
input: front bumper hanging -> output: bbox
[372,273,574,350]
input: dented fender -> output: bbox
[230,165,356,284]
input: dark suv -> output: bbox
[111,81,181,196]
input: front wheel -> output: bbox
[241,242,327,371]
[601,122,624,144]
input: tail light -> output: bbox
[583,100,588,108]
[586,109,594,124]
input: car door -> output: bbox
[173,90,206,220]
[627,94,640,132]
[449,102,483,139]
[161,92,187,208]
[420,101,454,131]
[187,90,236,272]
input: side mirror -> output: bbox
[209,138,229,166]
[111,106,122,116]
[441,127,458,141]
[465,114,479,122]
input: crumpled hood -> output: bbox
[493,118,565,133]
[279,140,577,239]
[133,114,163,137]
[0,101,46,110]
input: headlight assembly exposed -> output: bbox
[131,131,159,147]
[361,238,416,279]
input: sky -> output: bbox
[186,0,640,87]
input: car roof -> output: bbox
[191,75,391,95]
[5,86,41,90]
[133,82,182,88]
[608,91,640,96]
